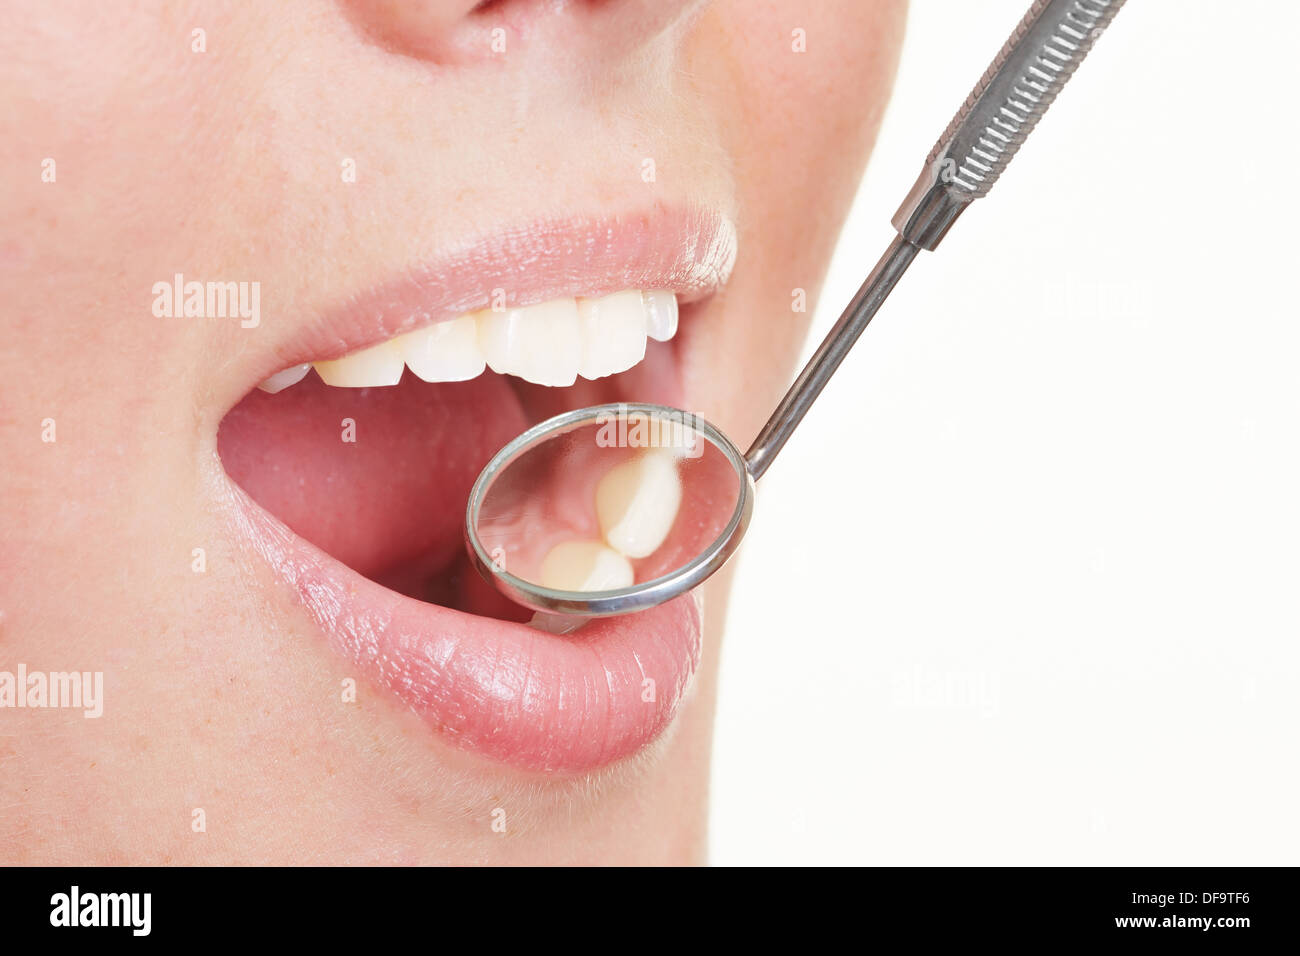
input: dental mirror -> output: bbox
[465,403,753,617]
[466,0,1125,617]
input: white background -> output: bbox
[711,0,1300,865]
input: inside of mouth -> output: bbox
[471,413,742,597]
[216,337,690,625]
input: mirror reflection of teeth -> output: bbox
[538,540,635,592]
[537,449,684,593]
[595,450,682,560]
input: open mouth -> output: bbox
[214,207,736,774]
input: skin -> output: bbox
[0,0,904,864]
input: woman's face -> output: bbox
[2,0,903,863]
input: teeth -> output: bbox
[576,291,647,380]
[313,340,404,388]
[642,290,678,342]
[531,444,686,593]
[277,290,679,393]
[397,315,485,383]
[538,540,635,592]
[257,363,312,394]
[478,298,582,387]
[595,450,683,559]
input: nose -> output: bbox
[341,0,483,60]
[340,0,703,65]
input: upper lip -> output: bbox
[246,204,737,395]
[218,202,735,774]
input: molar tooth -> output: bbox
[576,291,647,380]
[477,298,581,387]
[642,290,679,343]
[257,363,311,394]
[313,340,405,388]
[397,315,486,383]
[595,450,683,559]
[538,540,635,592]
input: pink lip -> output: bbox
[256,204,737,381]
[222,205,733,773]
[228,491,702,773]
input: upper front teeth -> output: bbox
[479,297,583,388]
[313,339,404,388]
[258,289,679,392]
[576,290,648,381]
[397,314,485,383]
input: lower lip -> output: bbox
[223,448,704,776]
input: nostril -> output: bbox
[341,0,697,68]
[339,0,494,63]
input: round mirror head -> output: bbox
[465,403,754,617]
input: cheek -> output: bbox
[0,3,325,408]
[676,0,905,433]
[706,0,906,153]
[0,4,261,353]
[720,0,905,227]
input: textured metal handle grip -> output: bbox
[894,0,1125,249]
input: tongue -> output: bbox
[218,372,529,589]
